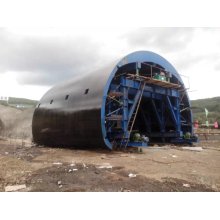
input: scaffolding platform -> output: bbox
[127,74,181,89]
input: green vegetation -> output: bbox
[191,97,220,123]
[0,97,38,108]
[0,96,219,123]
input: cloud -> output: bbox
[1,26,220,100]
[0,29,105,85]
[123,28,220,75]
[215,63,220,71]
[175,52,220,72]
[124,27,196,53]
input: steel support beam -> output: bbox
[165,96,180,132]
[140,108,151,133]
[121,77,128,134]
[151,99,164,132]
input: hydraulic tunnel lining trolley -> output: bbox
[32,51,197,150]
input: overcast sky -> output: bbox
[0,27,220,100]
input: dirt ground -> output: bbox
[0,137,219,192]
[0,105,220,192]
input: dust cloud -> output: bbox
[0,105,34,140]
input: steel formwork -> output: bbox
[32,51,197,149]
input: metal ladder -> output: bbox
[120,80,146,149]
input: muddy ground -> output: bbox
[0,137,219,192]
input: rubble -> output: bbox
[182,147,203,152]
[53,162,63,165]
[128,173,137,178]
[183,183,190,188]
[97,163,113,169]
[5,184,26,192]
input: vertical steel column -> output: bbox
[175,95,181,133]
[121,77,128,137]
[161,99,165,132]
[136,62,141,76]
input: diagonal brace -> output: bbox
[165,96,177,126]
[151,99,164,132]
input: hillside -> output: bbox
[0,96,219,126]
[0,97,38,108]
[191,97,220,123]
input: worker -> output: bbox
[194,120,199,129]
[214,121,218,129]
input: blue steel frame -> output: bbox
[101,51,193,150]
